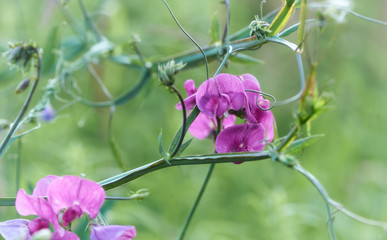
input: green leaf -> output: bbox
[168,106,200,153]
[285,134,324,154]
[278,20,315,38]
[174,138,193,158]
[229,53,264,64]
[209,12,221,44]
[158,130,169,161]
[42,25,60,73]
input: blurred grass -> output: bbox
[0,0,387,239]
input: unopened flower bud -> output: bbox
[7,45,23,64]
[158,60,186,87]
[15,78,30,94]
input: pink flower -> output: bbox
[90,225,136,240]
[196,73,245,118]
[189,113,235,140]
[238,74,276,142]
[47,176,105,224]
[176,79,197,111]
[0,219,30,240]
[216,123,266,154]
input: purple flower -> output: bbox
[238,74,276,142]
[176,79,197,111]
[0,219,30,240]
[176,79,236,140]
[189,113,235,140]
[41,104,56,122]
[216,123,266,155]
[90,225,136,240]
[196,73,245,118]
[47,176,106,224]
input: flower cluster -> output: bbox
[0,175,136,240]
[176,73,275,157]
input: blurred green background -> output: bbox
[0,0,386,239]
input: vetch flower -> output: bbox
[47,176,105,226]
[216,123,266,155]
[41,104,55,122]
[238,74,276,142]
[0,219,30,240]
[189,113,235,140]
[176,79,197,111]
[196,73,245,118]
[90,225,136,240]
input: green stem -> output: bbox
[268,0,297,36]
[297,0,307,51]
[15,139,22,194]
[99,151,270,190]
[170,86,187,158]
[294,164,337,240]
[77,0,102,41]
[178,164,215,240]
[0,48,41,158]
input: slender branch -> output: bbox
[170,86,187,158]
[178,164,215,240]
[77,0,102,41]
[0,48,42,157]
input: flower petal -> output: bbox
[51,231,80,240]
[47,176,105,219]
[90,225,136,240]
[33,175,59,197]
[188,113,214,140]
[216,123,265,153]
[0,219,31,240]
[214,73,245,111]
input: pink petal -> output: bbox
[188,113,214,140]
[216,123,265,153]
[214,73,245,111]
[51,231,80,240]
[196,78,221,118]
[28,217,50,235]
[0,219,31,240]
[47,176,105,219]
[238,74,261,91]
[183,79,197,96]
[90,225,136,240]
[222,114,236,129]
[33,175,59,197]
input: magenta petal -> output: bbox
[16,189,39,216]
[245,99,275,142]
[51,231,80,240]
[176,94,196,111]
[222,114,236,129]
[28,217,50,235]
[216,123,265,153]
[238,74,261,91]
[188,113,214,140]
[90,225,136,240]
[62,205,82,226]
[196,78,220,118]
[183,79,197,96]
[47,176,105,219]
[214,73,245,111]
[0,219,31,240]
[33,175,59,197]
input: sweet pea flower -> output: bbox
[196,73,245,118]
[0,219,30,240]
[189,113,235,140]
[176,79,197,111]
[47,176,105,227]
[238,74,276,142]
[216,123,266,155]
[176,79,236,140]
[90,225,136,240]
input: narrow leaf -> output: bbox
[174,139,193,158]
[285,134,324,154]
[229,53,264,64]
[158,131,169,161]
[209,13,221,44]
